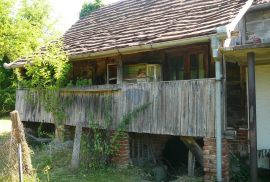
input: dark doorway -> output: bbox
[162,137,189,176]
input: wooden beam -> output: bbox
[247,52,258,182]
[117,56,123,84]
[180,136,203,167]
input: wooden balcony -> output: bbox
[16,79,216,137]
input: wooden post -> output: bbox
[117,56,123,84]
[71,122,83,169]
[18,144,23,182]
[247,52,258,182]
[55,125,65,142]
[10,110,32,174]
[180,136,203,167]
[188,150,195,177]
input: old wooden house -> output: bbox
[4,0,270,181]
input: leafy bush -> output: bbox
[230,153,249,182]
[0,88,15,117]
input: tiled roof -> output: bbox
[63,0,248,57]
[5,0,270,69]
[254,0,270,5]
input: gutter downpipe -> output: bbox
[211,35,223,182]
[212,1,254,181]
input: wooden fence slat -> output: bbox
[16,79,216,137]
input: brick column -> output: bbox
[203,138,230,182]
[111,132,130,167]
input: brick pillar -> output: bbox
[203,138,230,182]
[111,132,130,167]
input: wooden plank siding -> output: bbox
[16,79,216,137]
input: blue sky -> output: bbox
[49,0,120,33]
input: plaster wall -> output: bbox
[255,64,270,168]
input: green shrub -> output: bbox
[230,153,249,181]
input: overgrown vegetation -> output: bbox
[81,97,150,169]
[19,41,70,89]
[230,153,249,182]
[0,0,58,116]
[19,39,71,141]
[32,141,143,182]
[0,117,205,182]
[79,0,103,19]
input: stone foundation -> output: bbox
[203,138,230,182]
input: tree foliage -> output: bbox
[0,56,16,116]
[0,0,57,116]
[20,41,70,88]
[79,0,103,19]
[0,0,55,61]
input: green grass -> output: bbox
[0,117,11,145]
[34,165,144,182]
[31,143,145,182]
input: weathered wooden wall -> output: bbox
[16,79,216,137]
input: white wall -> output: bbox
[255,65,270,169]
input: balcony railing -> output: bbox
[16,79,216,137]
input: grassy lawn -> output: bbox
[0,117,11,133]
[0,118,145,182]
[0,117,11,144]
[32,144,145,182]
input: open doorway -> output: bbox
[162,136,204,179]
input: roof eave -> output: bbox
[69,35,214,61]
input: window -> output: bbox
[107,64,117,84]
[123,63,162,83]
[165,47,208,80]
[190,53,205,79]
[72,61,94,84]
[168,56,184,80]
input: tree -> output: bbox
[0,56,16,116]
[0,0,56,116]
[79,0,103,19]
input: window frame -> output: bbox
[164,45,209,80]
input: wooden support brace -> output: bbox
[180,136,203,167]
